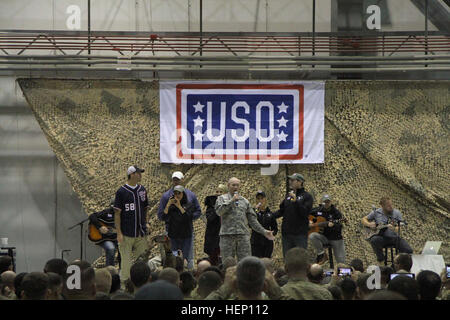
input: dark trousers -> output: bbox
[282,233,308,258]
[369,235,413,262]
[251,241,274,258]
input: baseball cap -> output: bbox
[173,185,185,193]
[322,194,332,202]
[288,173,305,182]
[172,171,184,180]
[256,190,266,197]
[127,165,145,175]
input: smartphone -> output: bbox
[446,264,450,278]
[324,270,334,277]
[337,267,352,276]
[390,273,415,280]
[153,235,168,243]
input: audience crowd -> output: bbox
[0,245,448,301]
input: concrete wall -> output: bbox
[0,77,101,273]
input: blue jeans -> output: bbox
[99,240,117,267]
[170,237,192,266]
[282,234,308,258]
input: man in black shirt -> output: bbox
[274,173,313,258]
[113,165,149,284]
[88,201,119,267]
[251,191,278,258]
[308,195,346,265]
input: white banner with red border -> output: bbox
[160,80,324,164]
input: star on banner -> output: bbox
[277,102,289,113]
[277,116,288,128]
[193,130,204,141]
[193,102,205,113]
[193,115,204,127]
[277,131,288,142]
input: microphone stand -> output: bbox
[68,217,89,260]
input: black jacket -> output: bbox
[88,207,115,229]
[203,195,221,254]
[275,188,313,236]
[251,207,278,246]
[310,204,344,241]
[161,194,196,239]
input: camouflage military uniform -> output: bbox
[215,192,268,262]
[282,277,333,300]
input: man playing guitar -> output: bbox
[88,201,119,267]
[361,196,413,265]
[308,195,346,265]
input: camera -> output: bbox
[390,273,415,280]
[337,267,352,276]
[324,270,334,277]
[446,264,450,278]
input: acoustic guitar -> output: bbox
[308,215,346,235]
[88,222,117,244]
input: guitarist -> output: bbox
[361,197,413,265]
[308,195,346,265]
[88,201,119,267]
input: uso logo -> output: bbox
[175,84,304,161]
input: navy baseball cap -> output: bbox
[127,165,145,175]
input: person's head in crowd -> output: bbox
[416,270,441,300]
[350,259,364,273]
[130,261,151,290]
[274,267,288,287]
[158,267,180,286]
[111,291,134,300]
[14,272,28,299]
[95,292,111,300]
[387,275,419,300]
[110,274,121,294]
[0,271,16,297]
[221,256,236,272]
[0,256,13,274]
[197,271,223,299]
[356,273,374,300]
[95,268,112,294]
[327,286,343,300]
[366,289,407,300]
[134,280,183,300]
[393,253,412,272]
[47,272,63,300]
[260,258,275,275]
[150,271,159,283]
[62,261,96,300]
[179,271,196,299]
[196,259,212,278]
[307,263,324,284]
[203,266,224,281]
[284,247,310,279]
[235,256,266,300]
[21,272,50,300]
[379,266,394,288]
[124,278,134,294]
[338,277,357,300]
[44,258,68,277]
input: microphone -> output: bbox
[234,192,239,206]
[289,190,295,201]
[256,202,262,209]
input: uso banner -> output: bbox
[160,81,324,164]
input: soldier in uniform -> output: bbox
[215,177,274,262]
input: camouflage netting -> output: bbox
[18,79,449,269]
